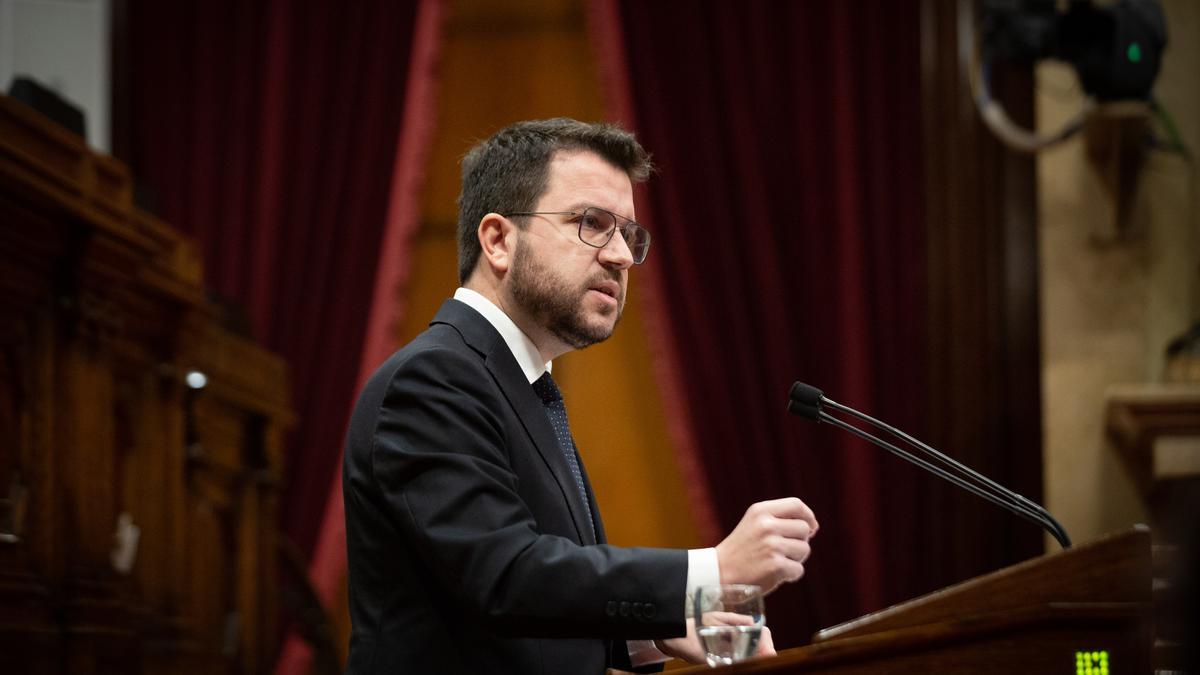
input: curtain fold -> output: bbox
[590,0,935,644]
[586,0,723,547]
[122,0,422,563]
[119,3,441,670]
[298,0,445,666]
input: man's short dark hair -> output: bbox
[456,118,652,284]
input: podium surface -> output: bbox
[672,527,1152,674]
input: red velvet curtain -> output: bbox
[115,0,423,562]
[592,0,982,645]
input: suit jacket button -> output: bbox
[643,603,657,619]
[631,602,643,619]
[619,601,630,617]
[606,600,617,617]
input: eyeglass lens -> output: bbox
[580,208,649,263]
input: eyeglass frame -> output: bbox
[501,206,651,264]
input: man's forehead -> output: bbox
[541,150,634,207]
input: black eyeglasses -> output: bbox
[502,207,651,264]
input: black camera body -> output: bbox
[981,0,1166,101]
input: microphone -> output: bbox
[787,381,1072,549]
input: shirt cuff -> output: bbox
[627,548,720,667]
[685,547,720,616]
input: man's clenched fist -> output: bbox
[714,497,818,594]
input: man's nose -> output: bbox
[598,230,634,269]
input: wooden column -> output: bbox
[918,0,1045,583]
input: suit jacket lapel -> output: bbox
[431,300,598,545]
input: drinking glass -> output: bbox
[693,584,765,667]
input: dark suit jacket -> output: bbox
[343,299,688,674]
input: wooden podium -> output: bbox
[674,527,1153,674]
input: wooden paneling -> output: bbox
[0,94,292,675]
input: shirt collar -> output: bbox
[453,287,550,384]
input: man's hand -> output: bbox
[655,617,776,665]
[657,612,777,658]
[715,498,818,594]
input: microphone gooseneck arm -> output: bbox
[821,397,1071,548]
[788,382,1072,549]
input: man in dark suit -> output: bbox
[343,118,819,674]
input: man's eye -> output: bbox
[580,215,608,231]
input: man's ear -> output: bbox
[477,212,516,275]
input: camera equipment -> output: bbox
[974,0,1166,152]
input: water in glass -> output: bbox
[693,584,765,668]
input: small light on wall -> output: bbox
[185,370,208,390]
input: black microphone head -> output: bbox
[788,381,824,408]
[786,399,821,421]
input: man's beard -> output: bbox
[510,237,624,350]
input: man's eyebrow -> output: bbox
[565,202,635,221]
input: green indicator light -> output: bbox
[1076,650,1110,675]
[1128,42,1143,63]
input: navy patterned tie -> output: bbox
[531,372,595,538]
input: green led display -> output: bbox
[1076,650,1110,675]
[1127,42,1143,63]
